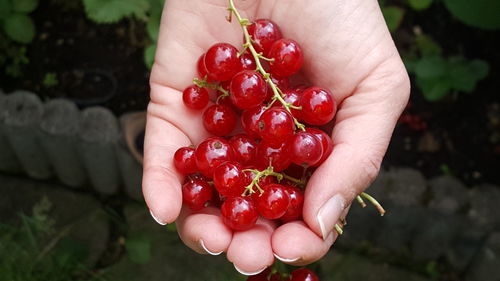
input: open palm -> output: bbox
[143,0,410,275]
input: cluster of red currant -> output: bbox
[247,267,318,281]
[174,0,384,237]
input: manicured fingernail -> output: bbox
[149,209,166,225]
[199,239,223,256]
[316,194,345,240]
[233,265,267,276]
[274,253,300,263]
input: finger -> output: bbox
[142,113,190,224]
[227,219,276,275]
[272,221,337,266]
[176,206,233,255]
[303,57,410,240]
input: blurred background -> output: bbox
[0,0,499,280]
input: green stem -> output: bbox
[360,192,386,216]
[227,0,305,131]
[193,77,229,96]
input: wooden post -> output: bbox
[0,90,22,174]
[0,90,52,179]
[78,107,121,195]
[39,99,87,187]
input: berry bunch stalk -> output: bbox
[227,0,305,131]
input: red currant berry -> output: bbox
[182,179,213,211]
[281,185,304,222]
[230,70,267,109]
[247,19,283,56]
[300,87,337,125]
[290,268,319,281]
[265,75,290,102]
[213,161,248,197]
[268,39,303,77]
[204,43,240,81]
[197,54,209,79]
[182,85,209,110]
[203,104,237,136]
[258,107,295,147]
[173,147,197,174]
[221,197,258,231]
[246,268,270,281]
[286,131,323,166]
[281,88,303,119]
[305,128,333,166]
[239,52,257,71]
[256,141,291,172]
[195,137,235,177]
[229,134,257,165]
[256,184,290,220]
[241,105,267,138]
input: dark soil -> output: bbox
[0,1,499,186]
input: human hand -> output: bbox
[143,0,410,275]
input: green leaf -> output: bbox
[144,43,156,69]
[382,6,405,32]
[125,233,151,264]
[469,59,489,80]
[3,13,35,43]
[417,76,452,102]
[415,34,441,56]
[414,56,447,78]
[12,0,38,13]
[448,57,489,92]
[0,0,12,20]
[408,0,433,11]
[443,0,500,30]
[82,0,150,24]
[146,12,161,41]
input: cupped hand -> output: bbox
[143,0,410,275]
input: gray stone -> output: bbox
[106,204,244,281]
[0,90,53,179]
[427,175,468,215]
[320,252,428,281]
[0,174,109,266]
[466,232,500,281]
[446,219,486,271]
[115,141,143,201]
[0,92,22,174]
[411,212,459,261]
[369,167,427,207]
[78,107,121,195]
[39,99,87,187]
[468,184,500,228]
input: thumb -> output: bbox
[303,59,410,239]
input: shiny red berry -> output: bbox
[239,52,257,71]
[287,131,323,166]
[246,268,270,281]
[300,87,337,125]
[173,147,197,174]
[265,75,290,102]
[280,88,303,119]
[230,70,267,109]
[213,161,248,197]
[247,19,283,56]
[241,105,267,138]
[197,54,209,79]
[289,268,319,281]
[203,104,237,136]
[221,197,258,231]
[195,137,235,177]
[229,134,257,165]
[281,185,304,222]
[306,128,333,166]
[258,107,295,147]
[182,85,209,110]
[256,184,290,219]
[268,39,303,77]
[204,43,240,81]
[255,141,291,172]
[182,179,213,211]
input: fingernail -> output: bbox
[149,209,166,225]
[233,264,267,276]
[316,194,345,240]
[199,239,223,256]
[274,253,300,263]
